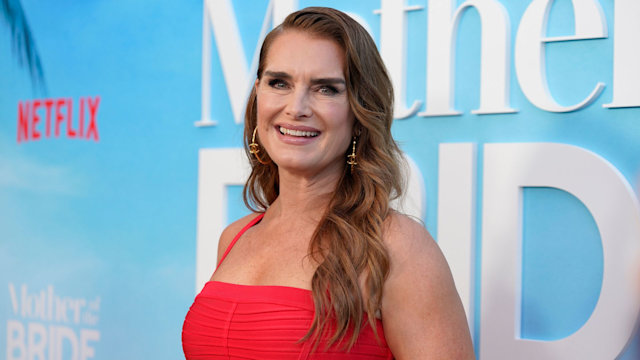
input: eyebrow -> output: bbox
[310,77,346,86]
[263,70,346,86]
[263,71,291,80]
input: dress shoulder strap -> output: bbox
[216,213,265,269]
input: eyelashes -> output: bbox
[268,79,288,89]
[318,85,339,95]
[266,78,342,96]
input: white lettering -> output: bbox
[27,322,46,360]
[5,322,100,360]
[33,291,45,322]
[376,0,423,119]
[7,320,26,360]
[69,299,86,324]
[390,154,426,220]
[79,329,100,360]
[195,148,251,292]
[420,0,515,117]
[515,0,607,112]
[47,286,53,322]
[20,285,30,318]
[199,1,640,119]
[480,142,640,359]
[54,297,69,323]
[55,326,78,360]
[48,325,55,360]
[9,284,98,324]
[437,143,476,335]
[9,283,19,315]
[603,0,640,108]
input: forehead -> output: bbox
[263,31,346,77]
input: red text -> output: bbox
[17,96,100,143]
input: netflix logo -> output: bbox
[17,96,100,143]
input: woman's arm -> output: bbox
[381,213,475,359]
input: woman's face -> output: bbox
[255,30,354,179]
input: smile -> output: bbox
[278,126,319,137]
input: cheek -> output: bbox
[334,120,355,154]
[321,101,352,126]
[256,92,282,124]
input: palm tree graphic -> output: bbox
[1,0,46,90]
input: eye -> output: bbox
[268,79,288,90]
[317,85,339,96]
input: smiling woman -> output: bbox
[255,31,353,178]
[182,6,474,359]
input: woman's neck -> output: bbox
[267,166,342,222]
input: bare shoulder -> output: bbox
[382,212,450,299]
[216,213,262,264]
[383,212,438,263]
[381,212,475,359]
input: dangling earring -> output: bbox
[249,128,270,165]
[347,137,357,173]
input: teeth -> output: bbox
[279,126,319,137]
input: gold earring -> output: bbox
[347,137,357,173]
[249,128,270,165]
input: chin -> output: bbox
[275,160,314,172]
[273,156,319,172]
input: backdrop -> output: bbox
[2,0,640,359]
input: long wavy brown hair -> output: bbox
[242,7,404,349]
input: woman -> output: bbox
[183,7,474,359]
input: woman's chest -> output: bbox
[214,230,318,288]
[182,281,393,360]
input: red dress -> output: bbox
[182,214,394,359]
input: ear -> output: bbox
[254,79,260,92]
[353,122,362,137]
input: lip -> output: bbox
[274,124,321,145]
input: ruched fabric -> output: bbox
[182,214,394,359]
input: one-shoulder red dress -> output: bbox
[182,213,394,359]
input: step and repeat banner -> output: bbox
[2,0,640,359]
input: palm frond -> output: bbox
[1,0,46,91]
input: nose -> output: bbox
[285,88,312,119]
